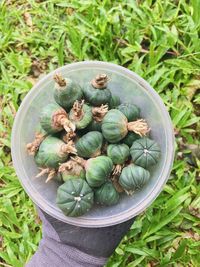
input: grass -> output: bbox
[0,0,199,266]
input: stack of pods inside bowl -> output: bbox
[26,73,161,217]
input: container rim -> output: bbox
[11,61,175,227]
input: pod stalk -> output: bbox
[71,100,85,120]
[58,161,73,172]
[59,117,76,132]
[70,156,86,168]
[91,74,109,89]
[92,104,108,122]
[54,73,66,87]
[61,140,77,155]
[113,164,123,175]
[53,109,75,132]
[127,119,150,137]
[36,167,56,183]
[26,133,46,155]
[62,131,76,143]
[111,175,124,193]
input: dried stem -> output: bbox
[60,117,76,132]
[53,73,66,87]
[61,140,77,155]
[53,109,75,132]
[36,168,56,183]
[62,131,76,143]
[113,164,123,175]
[70,156,86,168]
[92,104,108,122]
[36,168,50,178]
[124,189,134,196]
[102,142,108,154]
[127,119,150,136]
[91,74,109,89]
[45,170,57,183]
[72,100,85,120]
[111,175,124,193]
[58,161,73,173]
[26,133,46,155]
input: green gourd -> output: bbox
[107,144,130,165]
[75,156,113,187]
[109,95,121,109]
[54,74,83,111]
[117,103,140,121]
[82,74,111,106]
[107,143,130,175]
[75,131,103,158]
[56,178,94,217]
[40,103,75,134]
[102,109,150,143]
[69,100,92,130]
[35,136,77,168]
[58,160,85,182]
[119,164,150,193]
[130,137,160,168]
[27,123,48,155]
[102,109,127,143]
[122,132,141,147]
[95,181,120,206]
[86,120,102,132]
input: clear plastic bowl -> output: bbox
[11,61,174,227]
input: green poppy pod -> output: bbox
[56,178,94,217]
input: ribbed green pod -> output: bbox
[85,156,113,187]
[75,131,103,158]
[107,144,130,165]
[95,182,120,206]
[119,164,150,192]
[130,137,160,168]
[102,109,128,143]
[56,178,94,217]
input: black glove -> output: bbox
[26,207,135,267]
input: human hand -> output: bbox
[26,207,135,267]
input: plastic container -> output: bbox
[11,61,174,227]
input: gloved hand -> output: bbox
[26,207,135,267]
